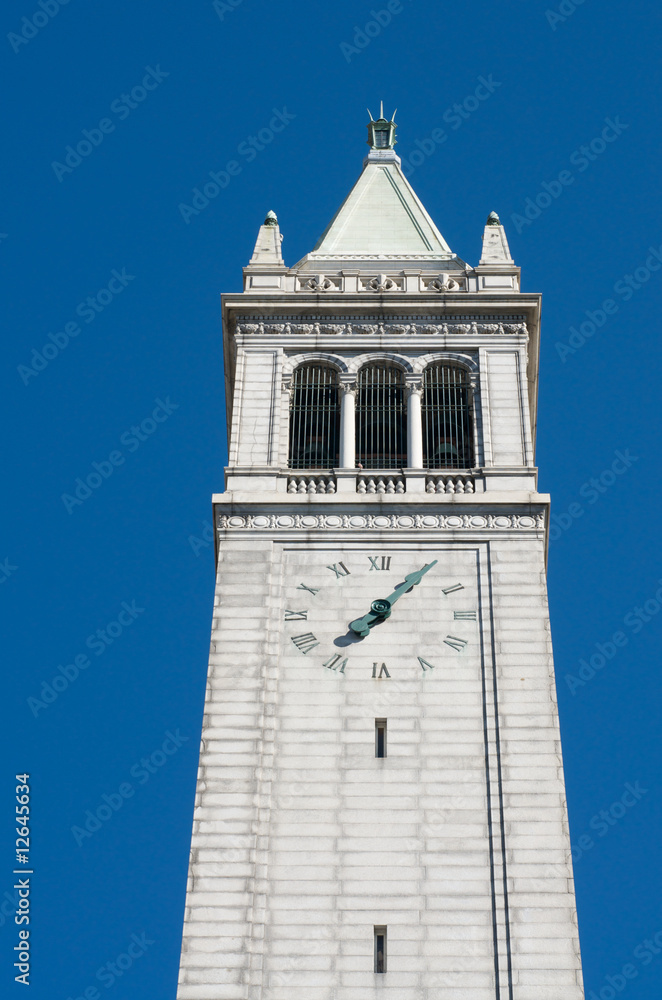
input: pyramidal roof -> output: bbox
[302,109,454,264]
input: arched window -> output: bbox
[288,364,340,469]
[356,364,406,469]
[422,363,474,469]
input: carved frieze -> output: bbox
[236,320,528,337]
[217,511,545,531]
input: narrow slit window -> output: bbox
[374,926,387,973]
[375,719,387,758]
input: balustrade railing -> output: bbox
[425,474,475,494]
[287,475,336,494]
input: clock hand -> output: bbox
[387,560,438,605]
[348,560,438,637]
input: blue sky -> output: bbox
[2,1,662,997]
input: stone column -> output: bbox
[338,376,357,469]
[406,377,424,469]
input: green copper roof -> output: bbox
[312,158,452,258]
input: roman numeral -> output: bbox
[418,657,436,672]
[284,610,308,621]
[372,662,391,678]
[297,583,319,596]
[291,633,319,654]
[453,610,477,621]
[323,654,347,674]
[327,562,350,579]
[368,556,391,572]
[442,583,464,595]
[444,635,468,652]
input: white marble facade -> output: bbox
[176,115,585,1000]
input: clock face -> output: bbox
[279,545,480,681]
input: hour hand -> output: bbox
[348,560,438,637]
[348,599,392,638]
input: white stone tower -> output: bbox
[176,110,585,1000]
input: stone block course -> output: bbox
[179,514,582,998]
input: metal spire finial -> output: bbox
[366,104,397,149]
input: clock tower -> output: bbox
[176,111,585,1000]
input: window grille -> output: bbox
[422,364,474,469]
[288,364,340,469]
[356,365,406,469]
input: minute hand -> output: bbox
[384,560,438,607]
[348,560,438,637]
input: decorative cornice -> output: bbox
[303,253,456,260]
[217,511,545,531]
[236,320,528,337]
